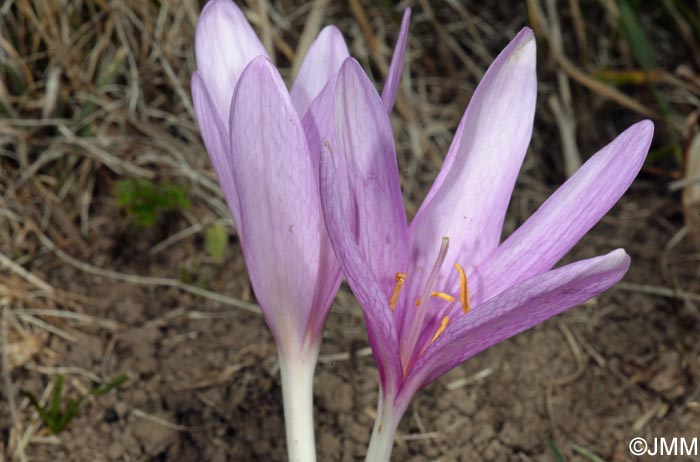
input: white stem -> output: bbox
[279,349,318,462]
[365,393,401,462]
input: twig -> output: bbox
[36,230,260,315]
[445,368,493,390]
[132,409,189,432]
[0,253,55,295]
[617,281,700,302]
[256,0,275,63]
[1,308,19,435]
[291,0,329,77]
[545,0,581,176]
[56,124,155,178]
[1,307,26,462]
[149,218,232,255]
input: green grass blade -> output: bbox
[49,374,64,423]
[23,391,52,425]
[546,437,566,462]
[571,443,607,462]
[90,374,129,396]
[205,223,229,262]
[56,398,80,433]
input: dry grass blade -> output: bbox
[0,253,55,295]
[552,50,658,119]
[35,229,260,315]
[291,0,329,77]
[544,0,581,177]
[1,0,698,460]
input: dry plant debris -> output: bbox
[0,0,699,461]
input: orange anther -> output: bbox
[389,272,407,312]
[430,292,455,303]
[455,263,471,313]
[431,316,450,343]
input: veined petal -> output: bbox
[381,8,411,112]
[409,28,537,276]
[335,59,409,294]
[474,120,653,305]
[320,147,403,397]
[191,72,241,225]
[195,0,267,123]
[301,67,355,234]
[291,26,350,118]
[298,74,346,344]
[229,57,322,352]
[405,249,630,396]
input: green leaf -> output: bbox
[91,374,129,396]
[49,374,64,424]
[618,0,674,146]
[571,443,606,462]
[546,437,566,462]
[56,398,79,433]
[23,391,52,426]
[205,223,229,261]
[619,0,656,71]
[22,373,128,435]
[115,179,190,228]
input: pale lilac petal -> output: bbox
[195,0,267,123]
[474,120,653,305]
[301,77,345,341]
[320,147,403,396]
[302,77,345,342]
[291,26,350,117]
[381,8,411,112]
[228,57,323,352]
[408,28,537,278]
[301,68,358,237]
[335,59,409,294]
[405,249,630,396]
[191,72,241,225]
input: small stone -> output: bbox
[315,372,353,413]
[131,413,178,455]
[106,442,124,459]
[103,407,119,423]
[115,401,129,418]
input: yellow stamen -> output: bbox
[455,263,471,313]
[431,316,450,343]
[431,291,455,302]
[389,272,407,312]
[414,291,456,307]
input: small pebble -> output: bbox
[103,407,119,423]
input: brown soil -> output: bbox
[1,1,699,461]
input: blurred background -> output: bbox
[1,0,699,460]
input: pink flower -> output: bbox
[191,1,409,460]
[318,28,653,461]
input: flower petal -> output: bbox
[405,249,630,396]
[290,26,350,118]
[319,146,403,396]
[191,72,241,225]
[474,120,653,305]
[381,8,411,112]
[228,56,324,352]
[408,28,537,274]
[335,59,409,293]
[195,0,267,123]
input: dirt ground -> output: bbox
[1,1,700,461]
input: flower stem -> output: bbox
[365,393,401,462]
[279,349,318,462]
